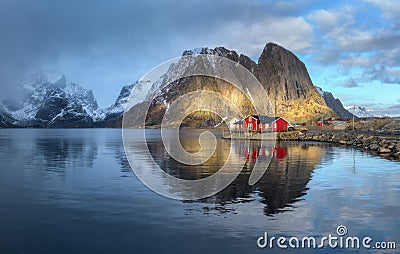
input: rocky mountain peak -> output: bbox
[256,42,315,99]
[183,46,239,61]
[52,75,67,89]
[259,43,305,69]
[183,46,256,73]
[252,42,333,121]
[1,73,101,127]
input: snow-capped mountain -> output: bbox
[94,82,136,127]
[0,70,154,128]
[1,72,102,127]
[0,104,15,127]
[110,55,197,115]
[344,106,375,118]
[107,83,135,114]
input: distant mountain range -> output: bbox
[0,72,101,127]
[344,106,374,118]
[0,42,356,128]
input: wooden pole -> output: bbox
[352,105,355,131]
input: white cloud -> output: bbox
[308,9,343,28]
[339,56,371,67]
[363,0,400,19]
[308,6,355,32]
[213,16,314,57]
[306,3,400,81]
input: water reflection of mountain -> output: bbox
[147,135,326,216]
[106,139,132,173]
[34,137,98,172]
[6,129,328,217]
[258,143,326,215]
[0,130,99,183]
[200,142,327,216]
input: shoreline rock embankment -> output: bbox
[277,131,400,160]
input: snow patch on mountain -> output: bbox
[345,106,374,118]
[124,80,154,110]
[64,82,100,119]
[315,86,325,97]
[1,72,103,125]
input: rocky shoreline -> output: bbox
[277,131,400,161]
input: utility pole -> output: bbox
[274,83,277,117]
[352,105,355,131]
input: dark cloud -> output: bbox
[372,104,400,116]
[0,0,290,104]
[341,78,359,88]
[388,104,400,112]
[363,66,400,84]
[0,0,398,109]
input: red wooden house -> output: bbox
[270,117,292,132]
[234,115,292,132]
[317,121,331,126]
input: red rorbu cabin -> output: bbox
[234,115,292,132]
[317,121,331,126]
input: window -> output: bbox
[248,123,252,130]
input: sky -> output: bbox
[0,0,399,115]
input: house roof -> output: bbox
[250,115,280,123]
[234,115,292,125]
[233,120,244,124]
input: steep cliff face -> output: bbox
[123,42,336,127]
[316,86,355,120]
[255,43,335,122]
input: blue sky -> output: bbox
[0,0,399,115]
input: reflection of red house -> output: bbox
[239,144,288,162]
[273,147,288,160]
[243,147,260,162]
[235,115,292,132]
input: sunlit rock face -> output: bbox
[255,43,336,123]
[123,42,337,128]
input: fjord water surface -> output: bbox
[0,129,398,253]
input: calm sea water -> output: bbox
[0,129,399,254]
